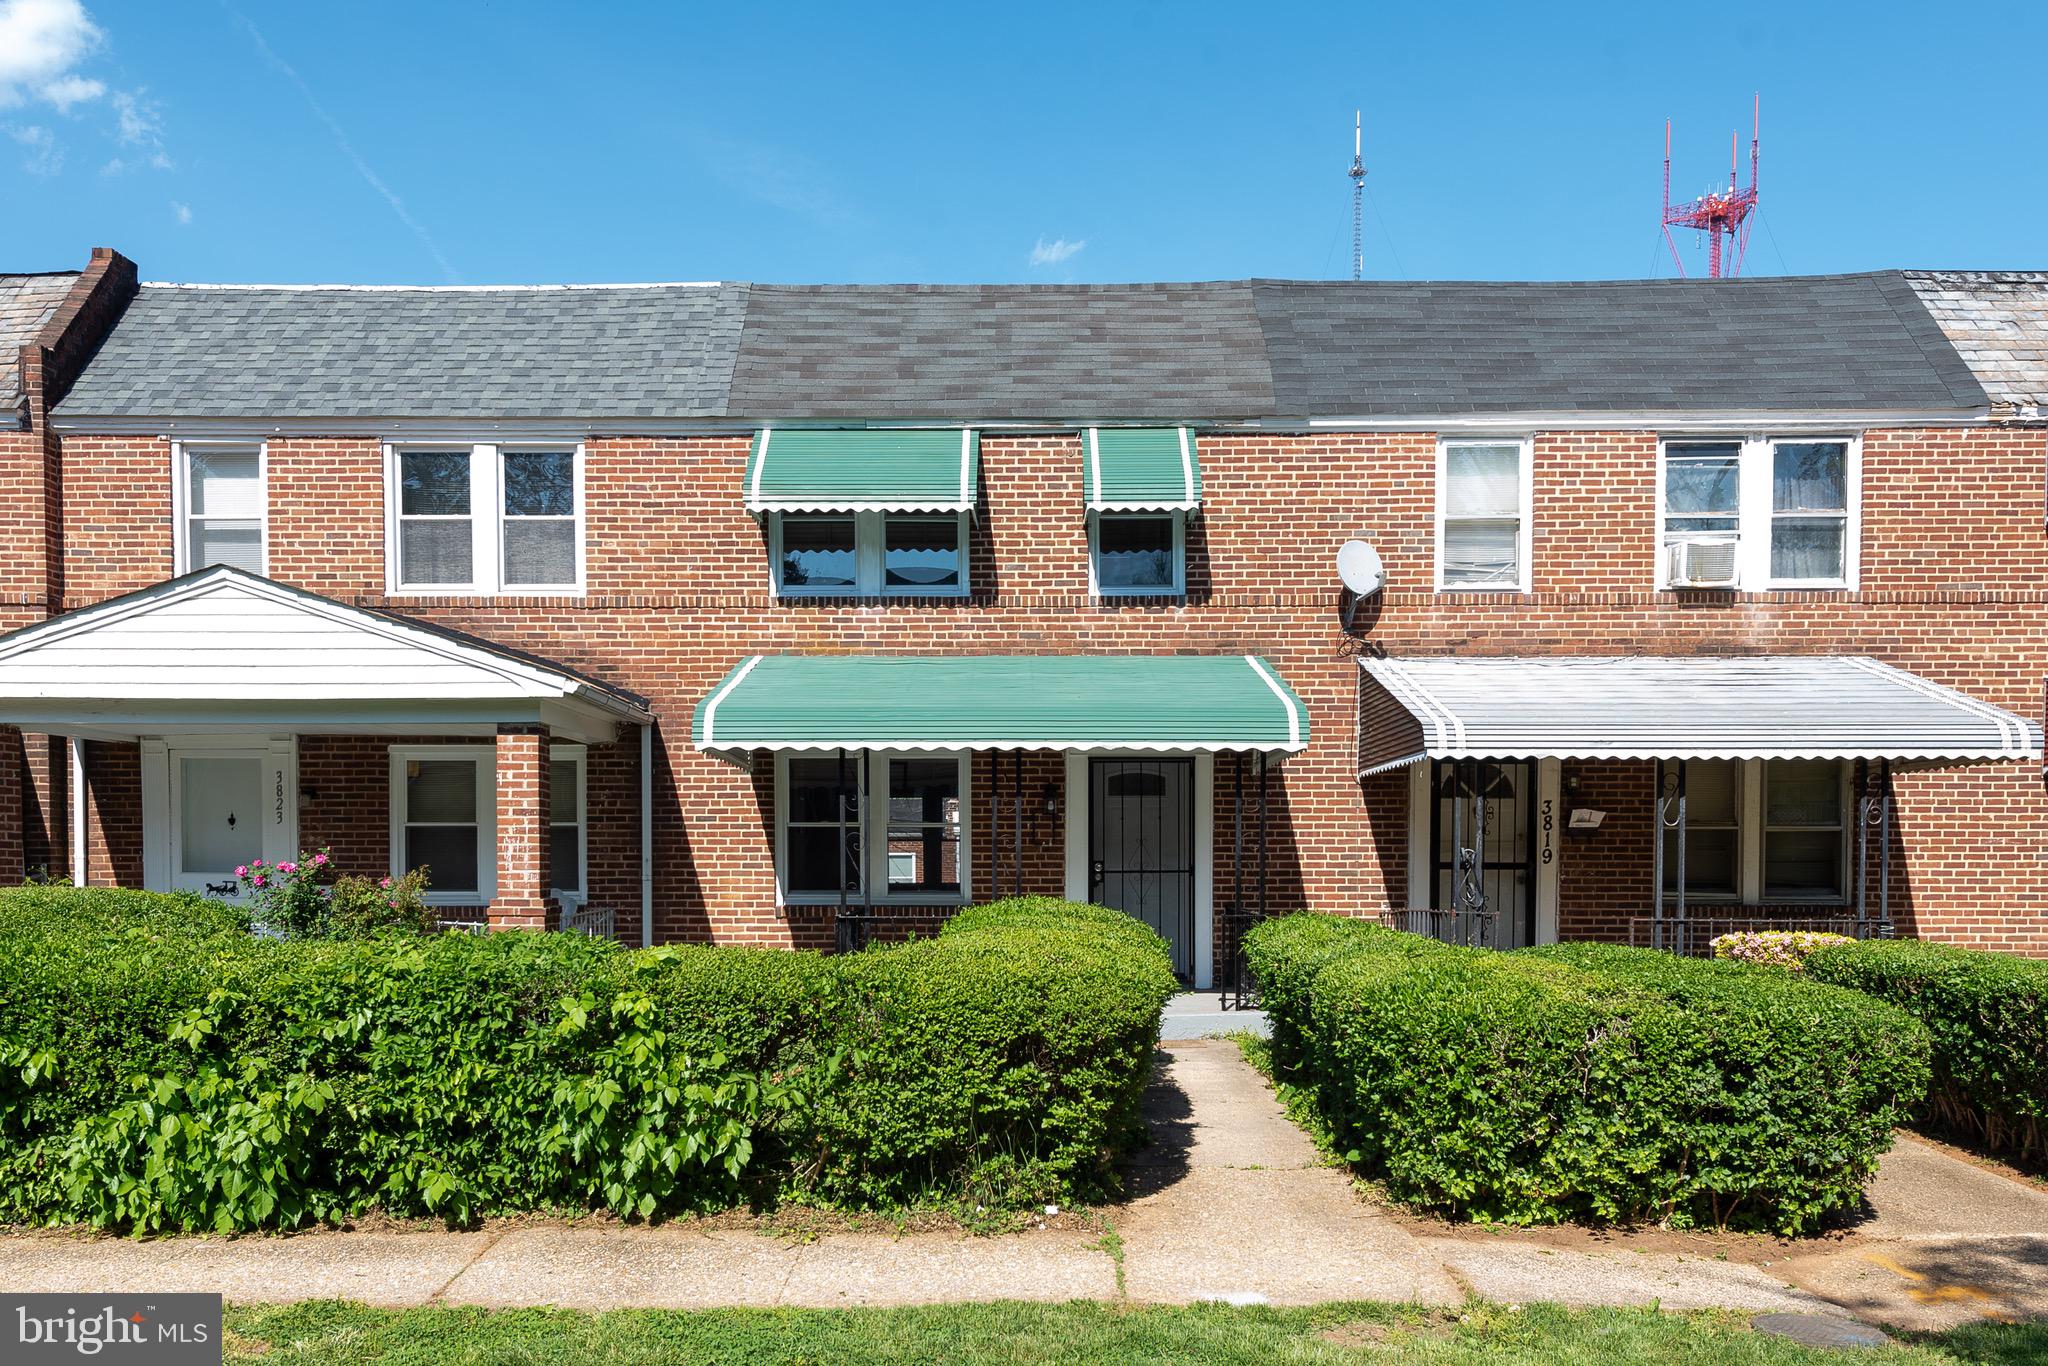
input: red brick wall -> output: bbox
[36,424,2048,955]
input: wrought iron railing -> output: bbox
[833,906,960,955]
[559,903,616,939]
[1215,902,1264,1010]
[1629,913,1892,958]
[1377,907,1501,949]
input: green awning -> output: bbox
[694,654,1306,755]
[746,428,980,513]
[1087,427,1202,511]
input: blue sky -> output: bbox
[7,0,2046,286]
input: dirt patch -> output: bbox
[1375,1202,1857,1269]
[1318,1312,1457,1349]
[1904,1129,2048,1191]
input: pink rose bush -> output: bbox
[236,847,435,939]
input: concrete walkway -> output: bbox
[1,1041,2041,1327]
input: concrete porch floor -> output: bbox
[1158,990,1268,1040]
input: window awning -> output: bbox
[695,654,1306,756]
[745,428,979,513]
[1357,655,2039,776]
[1086,427,1201,511]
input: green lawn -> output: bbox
[225,1300,2047,1365]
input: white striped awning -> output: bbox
[1357,655,2041,777]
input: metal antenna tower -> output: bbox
[1348,111,1366,281]
[1662,95,1760,278]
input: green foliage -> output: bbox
[1245,914,1930,1233]
[814,898,1178,1206]
[0,888,1170,1232]
[1806,938,2048,1163]
[242,850,435,939]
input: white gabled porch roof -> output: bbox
[0,566,652,743]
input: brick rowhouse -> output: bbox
[9,264,2048,959]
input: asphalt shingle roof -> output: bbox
[58,283,748,420]
[51,270,2001,423]
[727,282,1273,420]
[1251,273,1986,416]
[0,272,78,410]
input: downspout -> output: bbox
[639,723,653,948]
[68,735,86,888]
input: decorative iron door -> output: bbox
[1090,758,1196,980]
[1430,760,1537,948]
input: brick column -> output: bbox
[490,724,552,931]
[0,726,22,883]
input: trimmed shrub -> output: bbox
[1246,914,1930,1233]
[817,898,1177,1206]
[1710,930,1853,971]
[1806,938,2048,1164]
[0,888,1170,1232]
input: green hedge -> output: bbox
[1805,938,2047,1164]
[0,889,1174,1232]
[1245,915,1931,1233]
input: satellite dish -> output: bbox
[1337,539,1385,597]
[1337,539,1384,635]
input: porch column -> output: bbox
[0,726,21,882]
[490,723,553,931]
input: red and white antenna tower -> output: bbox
[1662,95,1759,278]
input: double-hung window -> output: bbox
[550,746,586,908]
[387,444,584,594]
[776,750,969,904]
[173,442,267,574]
[1658,758,1850,904]
[770,512,968,598]
[1437,439,1530,591]
[389,746,497,905]
[1659,437,1857,589]
[1089,512,1186,597]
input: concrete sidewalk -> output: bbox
[1,1041,2041,1328]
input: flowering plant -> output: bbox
[1710,929,1853,971]
[239,849,434,939]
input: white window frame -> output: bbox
[388,744,498,906]
[1087,510,1187,598]
[1658,757,1852,906]
[383,442,587,597]
[171,439,268,576]
[1434,436,1534,593]
[1656,435,1861,591]
[773,748,972,907]
[550,743,587,910]
[767,510,971,599]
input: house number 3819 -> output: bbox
[1540,798,1554,865]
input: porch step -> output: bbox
[1160,991,1268,1041]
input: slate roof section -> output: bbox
[1,272,79,410]
[57,283,749,420]
[1905,271,2048,419]
[1251,272,1986,417]
[727,282,1274,420]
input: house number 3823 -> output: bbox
[274,770,286,826]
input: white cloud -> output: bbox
[0,0,104,108]
[1029,236,1086,267]
[109,87,169,168]
[171,199,191,225]
[10,122,60,174]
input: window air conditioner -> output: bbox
[1666,536,1739,589]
